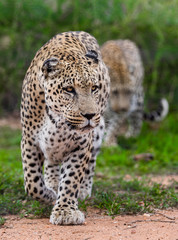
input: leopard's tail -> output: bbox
[143,98,169,122]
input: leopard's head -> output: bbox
[41,49,110,130]
[109,82,134,113]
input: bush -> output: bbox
[0,0,177,114]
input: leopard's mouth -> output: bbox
[81,122,95,131]
[66,120,96,132]
[65,114,100,131]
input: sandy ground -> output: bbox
[0,116,21,129]
[0,209,178,240]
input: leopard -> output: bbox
[100,39,169,146]
[20,31,110,225]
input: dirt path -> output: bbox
[0,116,21,129]
[0,209,177,240]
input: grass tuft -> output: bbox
[0,216,5,226]
[92,178,178,216]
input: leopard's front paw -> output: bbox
[103,139,118,147]
[125,130,132,138]
[125,130,139,138]
[79,188,91,200]
[50,207,85,225]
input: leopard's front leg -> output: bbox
[126,110,143,138]
[50,142,91,225]
[21,137,57,203]
[125,90,144,138]
[44,161,60,194]
[104,114,126,146]
[79,118,105,200]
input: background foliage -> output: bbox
[0,0,177,114]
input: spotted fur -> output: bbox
[101,40,168,146]
[21,31,110,225]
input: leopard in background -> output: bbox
[101,40,168,146]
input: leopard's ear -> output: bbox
[85,50,98,64]
[42,57,61,76]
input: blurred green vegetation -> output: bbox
[97,113,178,176]
[0,0,177,114]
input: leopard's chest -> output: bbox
[38,117,86,163]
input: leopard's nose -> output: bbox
[81,113,95,120]
[120,107,127,112]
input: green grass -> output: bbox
[97,113,178,176]
[0,114,177,221]
[91,178,177,216]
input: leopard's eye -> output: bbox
[124,89,131,95]
[91,85,98,92]
[112,89,119,96]
[63,86,76,94]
